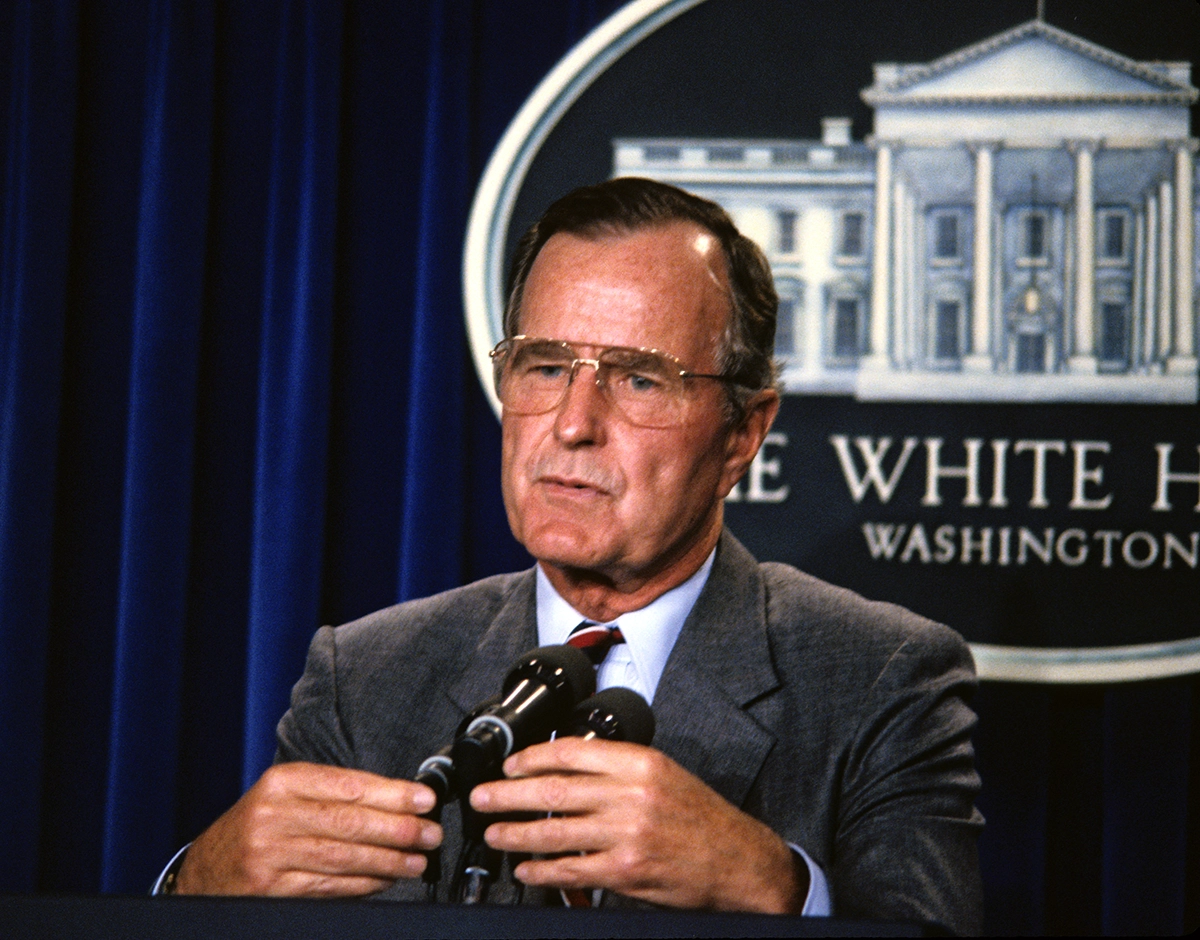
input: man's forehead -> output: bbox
[519,223,731,356]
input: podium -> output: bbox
[1,895,944,937]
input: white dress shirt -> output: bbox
[534,552,832,916]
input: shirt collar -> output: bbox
[535,548,717,700]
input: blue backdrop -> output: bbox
[0,1,1195,934]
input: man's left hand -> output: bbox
[469,737,807,913]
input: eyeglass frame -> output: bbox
[489,335,752,426]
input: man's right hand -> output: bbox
[174,762,442,896]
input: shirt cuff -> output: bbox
[788,843,832,916]
[150,842,192,895]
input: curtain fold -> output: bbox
[0,0,78,894]
[100,0,214,889]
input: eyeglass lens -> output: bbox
[498,340,687,428]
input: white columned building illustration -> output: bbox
[613,18,1199,402]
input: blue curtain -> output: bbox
[0,1,1196,933]
[0,0,623,896]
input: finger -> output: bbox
[278,835,432,882]
[483,813,614,856]
[265,762,437,816]
[502,737,657,780]
[283,800,443,852]
[509,851,611,890]
[470,769,622,816]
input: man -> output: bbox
[167,178,983,933]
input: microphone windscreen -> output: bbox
[505,644,596,705]
[571,686,655,745]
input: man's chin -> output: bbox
[522,529,622,576]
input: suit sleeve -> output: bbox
[274,625,356,767]
[831,626,984,936]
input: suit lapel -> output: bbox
[445,569,540,722]
[651,533,780,809]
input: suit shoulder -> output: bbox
[329,570,530,665]
[757,560,973,674]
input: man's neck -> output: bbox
[538,526,721,622]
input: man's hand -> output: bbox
[174,762,442,896]
[469,738,807,913]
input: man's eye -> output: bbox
[525,361,566,380]
[622,370,663,393]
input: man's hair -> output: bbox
[504,177,778,421]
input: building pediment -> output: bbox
[862,19,1197,106]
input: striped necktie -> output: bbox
[560,621,626,909]
[566,621,626,665]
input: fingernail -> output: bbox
[412,787,435,813]
[405,854,426,875]
[471,786,491,810]
[419,824,441,849]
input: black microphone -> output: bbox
[449,645,595,905]
[451,645,596,795]
[567,687,655,744]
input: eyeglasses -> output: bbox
[490,336,743,428]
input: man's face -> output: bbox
[500,221,765,591]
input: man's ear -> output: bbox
[719,389,781,498]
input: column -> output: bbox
[1131,209,1145,368]
[966,143,995,371]
[1143,192,1159,365]
[1068,141,1097,373]
[1167,142,1197,373]
[1157,179,1174,366]
[865,142,892,368]
[892,176,907,365]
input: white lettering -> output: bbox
[934,525,956,563]
[998,526,1011,565]
[1093,530,1122,567]
[989,439,1010,508]
[1152,443,1200,512]
[862,523,907,560]
[1055,529,1089,566]
[1163,532,1199,569]
[745,432,789,503]
[922,438,984,507]
[901,524,933,563]
[1122,532,1159,568]
[830,435,918,504]
[1069,441,1113,510]
[960,527,993,565]
[1014,440,1066,508]
[1018,527,1054,565]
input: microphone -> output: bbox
[448,645,595,905]
[567,687,655,745]
[450,644,595,794]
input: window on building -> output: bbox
[1099,301,1128,365]
[1015,333,1046,374]
[776,298,795,357]
[934,301,960,360]
[643,145,680,162]
[934,214,960,260]
[777,210,797,254]
[1022,212,1047,261]
[839,212,865,258]
[707,145,743,163]
[1099,211,1128,262]
[832,298,860,359]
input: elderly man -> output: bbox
[166,178,983,933]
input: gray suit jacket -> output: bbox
[277,531,983,934]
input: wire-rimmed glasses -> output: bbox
[490,336,741,429]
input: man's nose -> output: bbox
[553,360,609,444]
